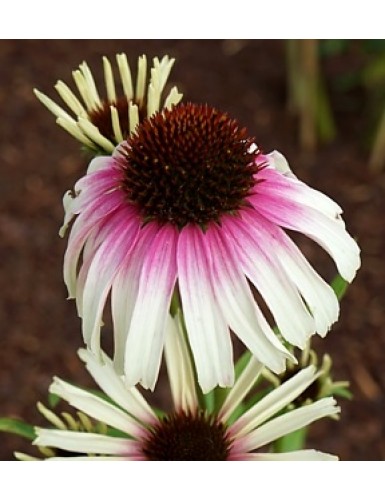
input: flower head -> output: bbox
[63,101,360,392]
[30,315,340,461]
[34,54,182,154]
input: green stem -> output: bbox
[370,103,385,171]
[272,426,308,453]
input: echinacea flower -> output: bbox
[63,101,360,392]
[29,314,340,461]
[34,54,182,153]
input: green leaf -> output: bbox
[331,274,349,300]
[0,418,36,440]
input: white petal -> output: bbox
[250,176,361,282]
[135,55,147,105]
[56,117,95,148]
[111,224,156,373]
[46,456,129,461]
[116,53,133,101]
[50,377,143,437]
[206,222,292,372]
[220,356,263,423]
[103,56,117,103]
[177,225,234,393]
[60,191,77,237]
[34,430,135,455]
[33,89,74,122]
[78,349,156,424]
[238,397,340,452]
[78,117,115,153]
[267,150,295,177]
[242,209,339,336]
[232,366,317,438]
[124,225,178,390]
[255,163,343,218]
[224,214,315,348]
[164,86,183,109]
[164,312,198,412]
[245,450,338,461]
[81,210,139,351]
[54,80,87,117]
[79,62,101,108]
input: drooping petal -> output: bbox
[177,224,234,393]
[204,222,292,371]
[81,209,140,351]
[243,210,339,336]
[249,169,360,282]
[224,213,315,348]
[124,224,178,390]
[254,164,343,218]
[164,312,198,413]
[34,430,136,455]
[111,223,158,373]
[235,397,340,453]
[230,366,317,438]
[49,377,144,438]
[63,192,126,297]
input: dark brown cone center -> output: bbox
[118,103,261,227]
[141,411,232,461]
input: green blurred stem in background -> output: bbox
[286,40,336,154]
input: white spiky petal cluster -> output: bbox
[34,54,182,152]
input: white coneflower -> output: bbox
[61,101,361,393]
[31,314,339,461]
[34,54,182,153]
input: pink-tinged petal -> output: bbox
[34,430,135,455]
[64,192,126,297]
[111,224,158,373]
[223,213,315,349]
[81,210,141,352]
[177,224,234,393]
[245,212,339,336]
[124,224,178,390]
[252,165,342,218]
[204,222,291,372]
[75,165,122,200]
[249,178,360,282]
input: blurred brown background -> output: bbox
[0,40,384,460]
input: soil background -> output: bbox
[0,40,384,460]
